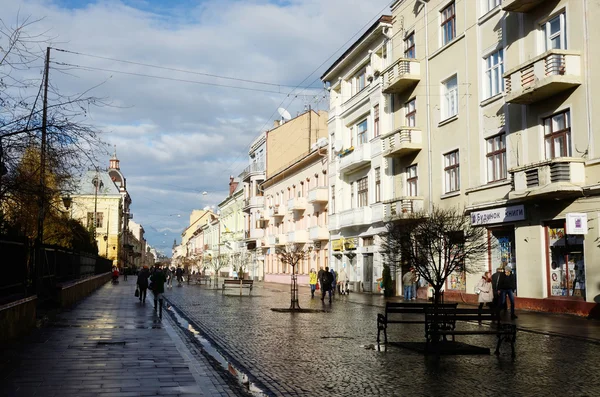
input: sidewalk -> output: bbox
[0,277,247,397]
[265,282,600,343]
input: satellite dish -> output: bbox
[277,107,292,121]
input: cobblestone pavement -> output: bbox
[0,277,249,397]
[164,282,600,396]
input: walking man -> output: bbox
[150,264,167,319]
[498,265,518,319]
[491,266,506,310]
[403,269,414,300]
[320,266,333,303]
[136,265,150,303]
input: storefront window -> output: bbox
[489,229,516,271]
[547,223,586,299]
[447,267,466,291]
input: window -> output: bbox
[483,0,501,14]
[441,2,456,46]
[442,75,458,119]
[544,110,571,159]
[544,13,567,51]
[357,177,368,207]
[485,49,504,98]
[404,32,415,58]
[353,69,367,95]
[357,119,368,145]
[406,99,416,127]
[331,185,335,214]
[486,133,507,182]
[363,236,374,246]
[375,167,381,203]
[373,105,380,138]
[87,212,103,228]
[444,151,460,193]
[407,165,418,196]
[350,182,355,208]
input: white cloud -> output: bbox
[2,0,391,252]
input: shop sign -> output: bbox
[566,213,587,235]
[470,205,525,226]
[331,239,344,251]
[344,237,357,250]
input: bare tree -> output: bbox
[276,243,309,310]
[205,253,229,287]
[232,246,252,280]
[380,206,491,304]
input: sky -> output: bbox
[2,0,391,255]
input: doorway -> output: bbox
[363,254,373,292]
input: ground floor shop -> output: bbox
[262,244,329,285]
[444,199,600,316]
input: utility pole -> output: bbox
[35,46,50,293]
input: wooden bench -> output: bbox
[424,307,517,356]
[196,275,212,286]
[377,302,458,345]
[222,279,253,294]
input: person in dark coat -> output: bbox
[136,265,151,303]
[320,266,333,303]
[498,265,518,319]
[317,267,325,291]
[491,267,507,310]
[150,264,167,318]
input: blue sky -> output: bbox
[4,0,391,254]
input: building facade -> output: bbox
[218,177,245,277]
[322,15,393,294]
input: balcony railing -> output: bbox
[339,144,371,175]
[243,196,265,212]
[509,157,586,200]
[244,228,264,240]
[240,162,265,181]
[269,205,287,218]
[381,128,422,157]
[287,197,307,212]
[381,58,421,94]
[267,235,277,246]
[338,207,372,229]
[383,197,425,220]
[504,50,581,105]
[287,230,309,244]
[309,225,329,241]
[275,234,288,246]
[308,187,328,204]
[502,0,545,13]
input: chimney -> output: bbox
[229,175,238,196]
[274,120,281,128]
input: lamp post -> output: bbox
[92,172,103,241]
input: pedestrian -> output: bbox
[166,266,173,288]
[123,266,128,281]
[498,265,518,319]
[150,264,167,318]
[176,266,184,286]
[309,268,318,298]
[491,266,507,311]
[337,265,349,295]
[137,265,150,303]
[475,271,493,310]
[402,269,414,301]
[317,266,325,291]
[411,268,419,300]
[329,268,336,297]
[320,266,333,303]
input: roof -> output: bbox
[320,15,392,81]
[73,170,121,196]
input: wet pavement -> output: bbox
[164,281,600,396]
[0,277,250,397]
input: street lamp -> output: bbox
[92,173,103,241]
[62,194,72,210]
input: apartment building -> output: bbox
[261,110,329,285]
[241,132,267,280]
[321,16,393,293]
[371,0,600,314]
[218,177,245,277]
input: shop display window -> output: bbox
[547,223,586,299]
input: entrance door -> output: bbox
[363,254,373,292]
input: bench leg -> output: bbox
[495,334,503,355]
[384,325,388,345]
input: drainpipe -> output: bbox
[583,0,594,158]
[417,0,433,212]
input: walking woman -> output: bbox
[476,271,493,309]
[309,269,318,298]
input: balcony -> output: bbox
[308,187,328,204]
[287,230,309,244]
[275,234,288,246]
[383,197,425,220]
[245,228,264,240]
[338,207,372,229]
[243,196,264,212]
[287,197,307,212]
[269,205,287,219]
[509,158,586,200]
[381,58,420,94]
[381,128,422,158]
[339,144,371,175]
[504,50,582,105]
[329,214,339,231]
[240,162,265,181]
[502,0,545,13]
[309,225,329,241]
[267,235,277,247]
